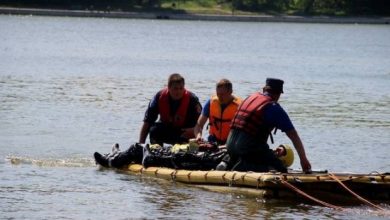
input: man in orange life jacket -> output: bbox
[194,79,241,145]
[224,78,312,173]
[139,73,202,146]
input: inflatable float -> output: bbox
[121,164,389,208]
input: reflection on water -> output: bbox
[1,14,390,219]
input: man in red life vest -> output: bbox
[139,73,202,146]
[194,79,241,145]
[223,78,312,173]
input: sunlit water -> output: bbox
[1,14,389,219]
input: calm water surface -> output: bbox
[0,15,389,219]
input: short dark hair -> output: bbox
[216,78,232,92]
[168,73,185,87]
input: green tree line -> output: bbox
[232,0,390,15]
[1,0,389,15]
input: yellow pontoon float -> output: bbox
[124,164,389,208]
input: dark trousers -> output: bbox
[225,129,287,173]
[108,143,226,170]
[149,122,188,146]
[109,143,144,168]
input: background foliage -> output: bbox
[1,0,389,15]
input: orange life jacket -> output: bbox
[209,95,241,143]
[231,92,273,142]
[158,88,190,127]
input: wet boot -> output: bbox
[94,152,110,167]
[109,143,144,168]
[94,143,121,168]
[215,153,230,171]
[216,161,228,171]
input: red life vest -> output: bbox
[158,88,190,127]
[209,95,241,142]
[231,92,273,141]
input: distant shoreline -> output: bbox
[1,7,390,24]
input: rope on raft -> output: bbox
[279,178,344,210]
[328,172,385,211]
[213,171,343,209]
[129,165,389,213]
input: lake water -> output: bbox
[0,14,389,219]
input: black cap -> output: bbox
[265,78,284,93]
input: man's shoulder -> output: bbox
[186,90,202,113]
[264,102,294,131]
[187,90,201,103]
[150,89,162,99]
[264,102,286,115]
[155,89,164,96]
[186,90,199,98]
[149,90,163,108]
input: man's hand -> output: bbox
[195,133,204,142]
[300,157,312,173]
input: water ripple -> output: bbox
[6,156,96,167]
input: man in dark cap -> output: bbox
[219,78,312,173]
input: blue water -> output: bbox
[0,14,389,219]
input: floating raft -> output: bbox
[125,164,390,206]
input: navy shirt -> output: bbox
[262,101,294,133]
[143,90,202,128]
